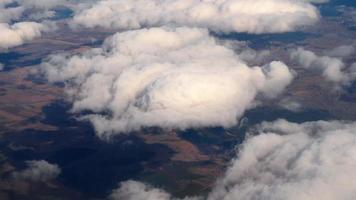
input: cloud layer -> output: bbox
[209,119,356,200]
[0,0,69,50]
[41,27,293,138]
[12,160,61,182]
[0,0,59,51]
[0,22,48,49]
[290,47,355,86]
[110,180,200,200]
[71,0,320,34]
[112,119,356,200]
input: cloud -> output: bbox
[325,44,355,58]
[350,63,356,80]
[304,0,329,4]
[12,160,61,182]
[41,27,293,139]
[290,47,352,85]
[220,40,271,66]
[0,62,4,71]
[0,0,69,22]
[71,0,320,34]
[209,119,356,200]
[112,119,356,200]
[278,98,302,112]
[109,181,170,200]
[0,0,62,50]
[0,0,24,23]
[0,22,49,50]
[337,5,356,30]
[110,180,200,200]
[16,0,69,10]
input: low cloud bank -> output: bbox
[290,47,355,87]
[0,0,66,50]
[71,0,321,34]
[41,27,293,139]
[110,180,201,200]
[112,119,356,200]
[12,160,61,182]
[0,22,49,49]
[209,119,356,200]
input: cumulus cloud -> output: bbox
[110,180,200,200]
[12,160,61,182]
[0,0,24,23]
[278,98,302,112]
[290,47,353,85]
[304,0,329,4]
[0,0,69,21]
[113,119,356,200]
[41,27,293,138]
[71,0,320,34]
[325,44,355,58]
[0,22,49,50]
[0,0,62,50]
[209,119,356,200]
[221,40,271,65]
[16,0,69,10]
[350,63,356,80]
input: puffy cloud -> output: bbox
[16,0,70,10]
[278,98,302,112]
[0,0,68,22]
[325,44,355,58]
[110,181,170,200]
[71,0,320,34]
[12,160,61,182]
[350,63,356,80]
[259,61,294,98]
[110,180,200,200]
[0,0,62,50]
[0,22,49,50]
[0,0,24,23]
[290,47,351,84]
[209,119,356,200]
[221,40,271,66]
[41,27,293,138]
[113,119,356,200]
[15,0,71,20]
[304,0,329,4]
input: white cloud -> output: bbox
[325,44,355,58]
[110,181,193,200]
[0,2,24,23]
[304,0,329,4]
[260,61,294,98]
[209,119,356,200]
[0,22,48,50]
[16,0,69,10]
[0,62,4,71]
[290,47,351,84]
[350,63,356,80]
[278,98,302,112]
[221,40,271,65]
[112,119,356,200]
[71,0,320,34]
[0,0,69,22]
[12,160,61,182]
[0,0,63,50]
[41,27,293,139]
